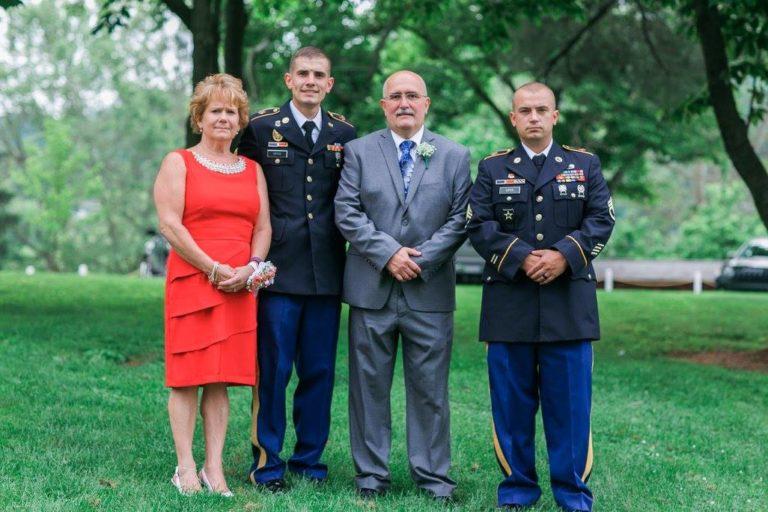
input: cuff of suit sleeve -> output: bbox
[371,242,402,274]
[497,237,534,280]
[553,235,589,274]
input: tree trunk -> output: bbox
[693,0,768,231]
[187,0,221,146]
[224,0,246,80]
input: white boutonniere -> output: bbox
[415,142,437,168]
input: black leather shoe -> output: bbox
[249,472,287,493]
[433,494,455,504]
[357,487,385,499]
[499,505,529,511]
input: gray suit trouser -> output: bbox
[348,284,456,497]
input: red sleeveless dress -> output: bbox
[164,149,260,387]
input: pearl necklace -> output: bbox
[191,150,245,174]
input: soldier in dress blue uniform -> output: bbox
[467,82,615,512]
[237,47,356,491]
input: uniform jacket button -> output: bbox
[306,194,313,201]
[536,195,543,203]
[306,176,313,183]
[307,213,314,220]
[535,213,542,221]
[308,158,314,165]
[536,233,544,241]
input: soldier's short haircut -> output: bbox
[289,47,332,73]
[515,81,557,108]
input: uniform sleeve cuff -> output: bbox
[553,235,588,273]
[497,237,534,280]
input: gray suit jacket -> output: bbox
[334,128,472,312]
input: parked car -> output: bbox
[716,237,768,291]
[455,239,484,283]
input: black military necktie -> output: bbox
[302,120,316,150]
[532,153,546,171]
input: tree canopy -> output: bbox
[0,0,765,271]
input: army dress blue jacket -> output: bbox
[238,100,357,295]
[467,143,615,343]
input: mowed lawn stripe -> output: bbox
[0,272,766,511]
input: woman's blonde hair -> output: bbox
[189,73,249,134]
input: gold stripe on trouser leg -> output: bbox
[581,430,593,482]
[492,420,513,477]
[581,347,595,482]
[250,386,268,470]
[486,342,513,477]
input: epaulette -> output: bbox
[483,148,513,160]
[249,107,280,121]
[562,144,594,156]
[328,111,354,127]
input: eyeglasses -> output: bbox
[384,92,425,102]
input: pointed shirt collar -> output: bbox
[521,139,553,160]
[289,101,322,132]
[391,126,425,157]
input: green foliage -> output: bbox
[676,182,766,258]
[0,0,187,272]
[1,273,767,510]
[665,0,768,125]
[10,119,97,271]
[604,167,766,259]
[0,189,18,261]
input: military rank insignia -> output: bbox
[555,169,585,183]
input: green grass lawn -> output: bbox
[1,272,767,511]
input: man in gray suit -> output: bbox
[334,70,471,501]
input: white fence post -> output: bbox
[605,268,614,292]
[693,271,703,295]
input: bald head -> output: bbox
[509,81,559,152]
[382,70,428,98]
[380,70,431,138]
[513,82,556,110]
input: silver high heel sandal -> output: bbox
[199,467,234,498]
[170,465,200,495]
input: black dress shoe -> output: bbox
[433,494,455,504]
[250,474,287,493]
[357,487,385,499]
[499,505,529,511]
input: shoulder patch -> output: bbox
[483,148,513,160]
[249,107,280,121]
[328,111,354,127]
[562,144,594,156]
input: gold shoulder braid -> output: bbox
[562,144,594,156]
[250,107,280,121]
[483,148,513,160]
[328,111,354,127]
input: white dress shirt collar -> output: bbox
[289,101,322,135]
[391,126,425,156]
[521,139,553,160]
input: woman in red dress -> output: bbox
[153,74,271,496]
